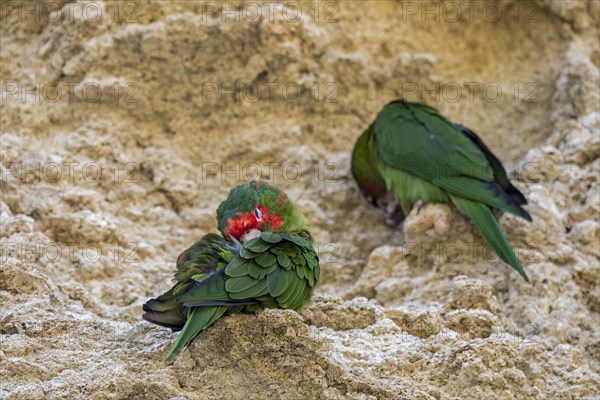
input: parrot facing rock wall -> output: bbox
[143,180,319,360]
[351,100,531,281]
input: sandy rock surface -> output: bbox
[1,1,599,399]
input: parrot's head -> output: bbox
[217,180,308,242]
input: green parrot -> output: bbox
[142,180,319,360]
[351,100,532,281]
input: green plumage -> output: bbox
[176,232,318,309]
[143,181,319,360]
[351,100,531,281]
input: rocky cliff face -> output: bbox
[1,1,598,399]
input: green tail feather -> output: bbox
[450,195,529,282]
[142,289,186,331]
[164,306,228,361]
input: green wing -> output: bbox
[142,233,235,331]
[453,123,527,207]
[176,231,319,310]
[374,101,530,220]
[142,233,237,360]
[144,231,319,360]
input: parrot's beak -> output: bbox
[240,228,262,243]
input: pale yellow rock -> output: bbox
[1,1,599,399]
[403,203,454,235]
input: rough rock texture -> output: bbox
[1,1,599,399]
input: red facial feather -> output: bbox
[223,205,284,240]
[266,213,283,231]
[223,213,257,240]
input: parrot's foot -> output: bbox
[415,199,424,215]
[403,203,453,235]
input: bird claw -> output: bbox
[415,199,423,215]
